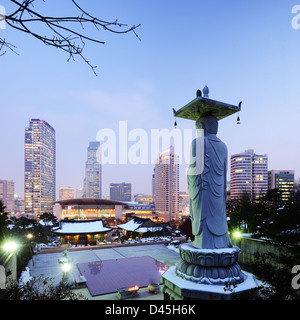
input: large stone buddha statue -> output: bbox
[188,114,232,249]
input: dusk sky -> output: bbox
[1,0,300,198]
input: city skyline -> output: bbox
[1,1,300,198]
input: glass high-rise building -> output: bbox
[59,186,75,200]
[110,183,132,202]
[0,180,15,213]
[268,170,295,201]
[153,146,179,222]
[83,141,102,199]
[230,149,268,201]
[24,119,56,215]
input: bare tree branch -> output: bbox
[1,0,141,75]
[0,37,19,56]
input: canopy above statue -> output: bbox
[173,89,241,121]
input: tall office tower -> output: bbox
[83,141,102,199]
[152,172,155,202]
[230,149,268,202]
[59,186,75,200]
[110,183,132,202]
[178,192,190,217]
[268,170,295,201]
[75,188,83,198]
[0,180,15,213]
[24,119,56,215]
[154,146,179,222]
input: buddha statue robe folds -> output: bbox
[188,114,232,249]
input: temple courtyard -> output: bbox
[27,243,181,300]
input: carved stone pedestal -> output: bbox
[161,243,258,300]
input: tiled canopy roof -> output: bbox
[53,219,112,235]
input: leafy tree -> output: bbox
[288,179,300,234]
[227,192,255,233]
[251,245,300,300]
[120,235,128,243]
[9,216,46,244]
[38,212,58,239]
[0,200,9,242]
[39,212,57,226]
[0,276,86,300]
[228,185,300,241]
[131,231,140,240]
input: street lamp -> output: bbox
[2,241,19,253]
[2,240,19,286]
[233,231,242,239]
[61,262,71,273]
[58,248,73,282]
[26,233,33,240]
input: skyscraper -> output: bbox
[110,183,132,202]
[83,141,102,199]
[154,146,179,222]
[230,149,268,201]
[268,170,295,201]
[59,186,75,200]
[24,119,56,215]
[0,180,15,213]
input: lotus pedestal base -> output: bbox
[161,243,258,300]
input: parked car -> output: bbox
[36,243,48,248]
[50,240,60,247]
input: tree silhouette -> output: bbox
[0,0,141,75]
[228,184,300,240]
[0,201,9,242]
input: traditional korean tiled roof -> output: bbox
[52,219,112,235]
[117,217,161,233]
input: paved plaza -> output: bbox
[27,244,181,300]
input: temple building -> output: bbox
[52,219,112,245]
[117,216,163,236]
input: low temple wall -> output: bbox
[231,235,294,271]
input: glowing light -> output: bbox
[27,233,33,239]
[2,241,19,252]
[61,263,71,273]
[233,231,242,238]
[128,285,139,292]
